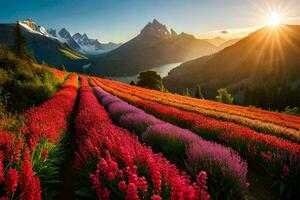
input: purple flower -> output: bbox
[107,101,141,120]
[93,86,109,98]
[119,112,164,133]
[142,123,200,144]
[187,142,248,187]
[142,123,248,188]
[102,95,122,107]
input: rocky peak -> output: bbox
[170,28,177,36]
[47,28,57,37]
[58,28,72,38]
[140,19,171,39]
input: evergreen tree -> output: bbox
[195,85,204,99]
[184,88,190,96]
[130,80,136,86]
[13,21,28,59]
[61,64,66,71]
[216,88,234,104]
[29,50,37,63]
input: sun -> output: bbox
[267,13,282,27]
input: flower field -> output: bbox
[0,68,299,200]
[73,76,210,200]
[91,78,300,142]
[91,76,300,199]
[0,73,78,199]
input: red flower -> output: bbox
[0,159,4,184]
[282,165,290,178]
[119,180,127,191]
[151,195,162,200]
[125,183,139,200]
[4,168,18,193]
[41,150,48,158]
[19,148,42,200]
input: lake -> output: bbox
[106,62,182,83]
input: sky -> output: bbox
[1,0,300,43]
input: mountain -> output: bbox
[73,33,116,55]
[164,25,300,109]
[205,36,227,46]
[0,20,88,71]
[89,19,216,76]
[48,28,121,55]
[18,19,49,37]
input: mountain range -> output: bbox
[0,20,89,71]
[0,19,241,75]
[0,19,122,71]
[164,25,300,108]
[88,19,217,76]
[47,27,121,55]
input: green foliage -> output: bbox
[195,85,205,99]
[244,81,300,111]
[0,46,58,113]
[31,134,69,200]
[282,106,299,116]
[137,70,165,91]
[216,88,234,104]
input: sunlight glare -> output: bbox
[267,13,282,27]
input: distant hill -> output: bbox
[164,25,300,109]
[88,19,216,76]
[205,36,227,46]
[0,21,88,71]
[215,38,241,51]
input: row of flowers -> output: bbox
[0,73,79,199]
[73,76,210,200]
[92,77,300,198]
[114,78,300,128]
[92,84,248,199]
[94,78,300,142]
[22,73,78,150]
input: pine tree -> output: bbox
[13,21,28,59]
[216,88,234,104]
[61,64,66,71]
[195,85,204,99]
[130,80,136,86]
[184,88,190,96]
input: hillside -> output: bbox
[0,23,89,71]
[164,25,300,109]
[88,19,216,76]
[2,54,300,199]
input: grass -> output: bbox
[59,49,87,60]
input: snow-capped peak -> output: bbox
[72,32,105,54]
[18,19,49,37]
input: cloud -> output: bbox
[220,30,229,34]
